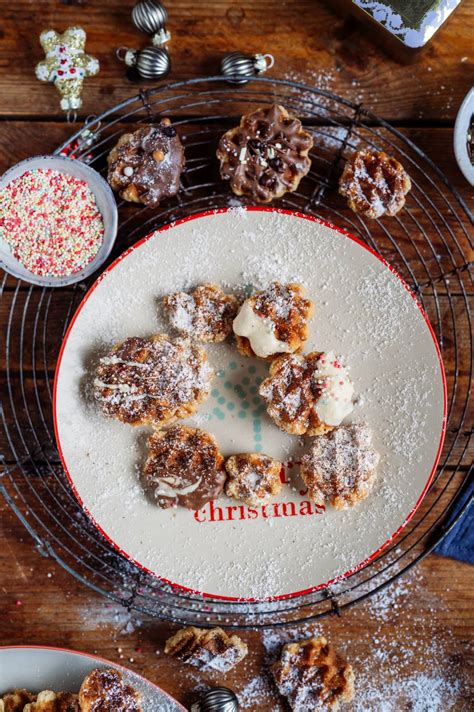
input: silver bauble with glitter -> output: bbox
[221,51,274,84]
[191,686,239,712]
[123,46,170,80]
[132,0,171,46]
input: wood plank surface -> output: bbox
[0,1,473,710]
[1,494,473,710]
[0,1,473,121]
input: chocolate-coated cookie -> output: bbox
[107,119,185,207]
[217,104,313,202]
[142,425,226,510]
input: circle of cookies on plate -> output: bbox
[217,104,313,202]
[301,423,380,509]
[259,350,354,436]
[93,335,212,427]
[142,425,226,509]
[225,452,283,506]
[233,282,313,359]
[338,149,411,219]
[107,120,185,207]
[163,283,239,343]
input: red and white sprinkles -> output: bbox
[0,168,104,277]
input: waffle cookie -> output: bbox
[259,351,354,436]
[338,149,411,219]
[301,423,380,509]
[1,689,35,712]
[233,282,313,359]
[142,425,226,510]
[163,284,239,343]
[225,453,283,506]
[23,692,79,712]
[107,120,185,208]
[79,668,141,712]
[94,335,213,427]
[217,104,313,202]
[272,636,354,711]
[165,626,248,672]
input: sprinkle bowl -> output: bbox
[0,154,118,287]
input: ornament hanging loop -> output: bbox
[116,47,129,62]
[262,53,275,70]
[67,109,78,124]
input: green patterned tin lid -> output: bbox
[354,0,461,47]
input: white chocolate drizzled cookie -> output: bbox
[94,335,213,427]
[259,351,354,436]
[233,282,313,360]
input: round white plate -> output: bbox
[54,208,446,601]
[0,646,184,710]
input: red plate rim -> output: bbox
[53,206,448,603]
[0,644,186,709]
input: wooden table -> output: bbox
[1,2,473,709]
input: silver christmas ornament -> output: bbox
[117,46,170,80]
[221,51,274,84]
[132,0,171,46]
[191,686,239,712]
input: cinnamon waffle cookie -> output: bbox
[259,351,354,436]
[79,668,141,712]
[23,691,79,711]
[338,149,411,219]
[301,423,380,509]
[1,689,35,712]
[225,453,283,506]
[217,104,313,202]
[142,425,226,510]
[163,284,239,343]
[107,120,185,208]
[272,636,354,711]
[94,335,213,427]
[233,282,313,359]
[165,627,248,672]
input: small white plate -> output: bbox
[0,155,118,287]
[0,646,185,711]
[54,208,446,601]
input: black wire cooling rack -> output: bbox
[1,76,473,628]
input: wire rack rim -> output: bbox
[2,75,472,626]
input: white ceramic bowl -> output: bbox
[453,87,474,186]
[0,646,185,711]
[0,155,118,287]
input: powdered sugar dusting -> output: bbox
[234,568,468,710]
[55,208,445,599]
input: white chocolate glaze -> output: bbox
[313,351,354,426]
[233,300,292,358]
[154,476,203,500]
